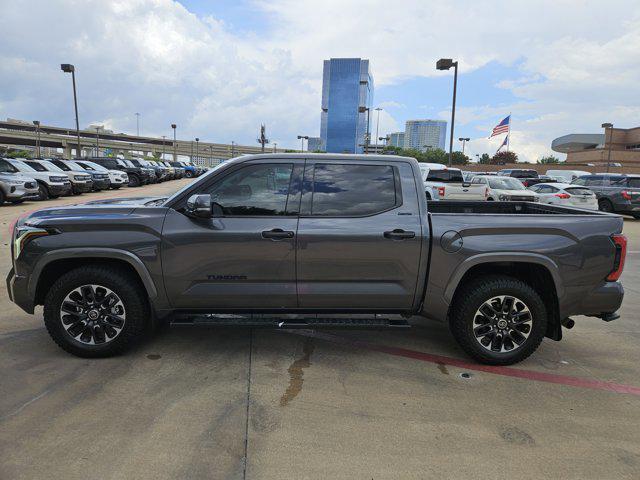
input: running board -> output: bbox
[170,313,410,329]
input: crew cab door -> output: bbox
[161,160,302,309]
[296,160,422,310]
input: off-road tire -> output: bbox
[598,199,614,213]
[449,275,547,365]
[44,265,149,358]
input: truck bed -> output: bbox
[427,200,608,216]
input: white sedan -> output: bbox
[528,183,598,210]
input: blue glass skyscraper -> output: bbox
[320,59,373,154]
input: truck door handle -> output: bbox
[384,229,415,240]
[262,228,294,240]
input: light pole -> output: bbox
[33,121,41,158]
[195,138,200,163]
[171,124,177,161]
[273,142,277,153]
[374,107,383,148]
[436,58,459,167]
[60,64,81,158]
[135,113,141,136]
[458,137,470,154]
[297,135,309,152]
[161,135,166,160]
[602,123,613,173]
[231,141,236,157]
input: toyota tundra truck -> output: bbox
[6,154,625,365]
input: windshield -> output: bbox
[0,160,19,173]
[24,161,48,172]
[52,161,72,171]
[488,178,525,190]
[76,161,97,171]
[63,161,86,171]
[124,160,135,168]
[9,159,37,172]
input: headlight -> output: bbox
[13,225,50,260]
[499,194,509,201]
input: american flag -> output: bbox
[489,115,510,138]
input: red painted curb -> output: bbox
[287,330,640,397]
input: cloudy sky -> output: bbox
[1,0,639,162]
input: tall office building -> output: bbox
[387,132,405,148]
[404,120,447,151]
[320,58,374,154]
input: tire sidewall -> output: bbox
[451,276,547,365]
[599,199,613,212]
[44,267,147,357]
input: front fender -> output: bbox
[28,247,158,300]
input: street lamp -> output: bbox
[297,135,309,152]
[135,113,141,136]
[195,137,200,162]
[60,63,81,158]
[95,125,103,157]
[161,135,166,160]
[602,122,614,173]
[231,141,236,157]
[458,137,470,154]
[171,124,177,161]
[33,121,41,158]
[273,142,277,153]
[374,107,383,148]
[436,58,459,166]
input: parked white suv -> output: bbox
[23,159,93,195]
[2,158,71,200]
[0,161,39,205]
[470,175,539,202]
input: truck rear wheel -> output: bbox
[43,266,149,358]
[449,275,547,365]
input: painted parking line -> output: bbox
[286,330,640,397]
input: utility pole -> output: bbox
[273,142,277,153]
[231,140,236,157]
[95,126,102,157]
[257,124,269,152]
[195,138,199,162]
[602,123,614,173]
[135,113,141,136]
[161,135,166,160]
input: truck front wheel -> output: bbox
[43,266,149,358]
[449,275,547,365]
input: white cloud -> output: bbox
[0,0,639,156]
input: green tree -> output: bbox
[450,151,469,165]
[538,155,560,164]
[491,151,518,165]
[478,153,491,165]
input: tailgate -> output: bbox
[441,183,487,200]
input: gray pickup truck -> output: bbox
[7,154,626,365]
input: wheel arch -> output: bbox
[446,255,563,341]
[31,248,157,306]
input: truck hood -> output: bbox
[0,172,36,182]
[20,204,140,227]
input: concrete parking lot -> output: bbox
[1,181,639,480]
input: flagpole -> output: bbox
[506,112,511,152]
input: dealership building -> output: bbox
[552,126,640,170]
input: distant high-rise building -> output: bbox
[320,58,374,154]
[307,136,325,152]
[404,120,447,151]
[387,132,405,148]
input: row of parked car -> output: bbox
[421,164,640,217]
[0,157,206,205]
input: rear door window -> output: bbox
[625,177,640,188]
[426,169,463,182]
[309,164,399,216]
[24,161,47,172]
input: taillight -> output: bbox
[438,186,445,197]
[607,234,627,281]
[555,193,570,199]
[621,190,632,200]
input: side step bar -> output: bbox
[170,313,411,329]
